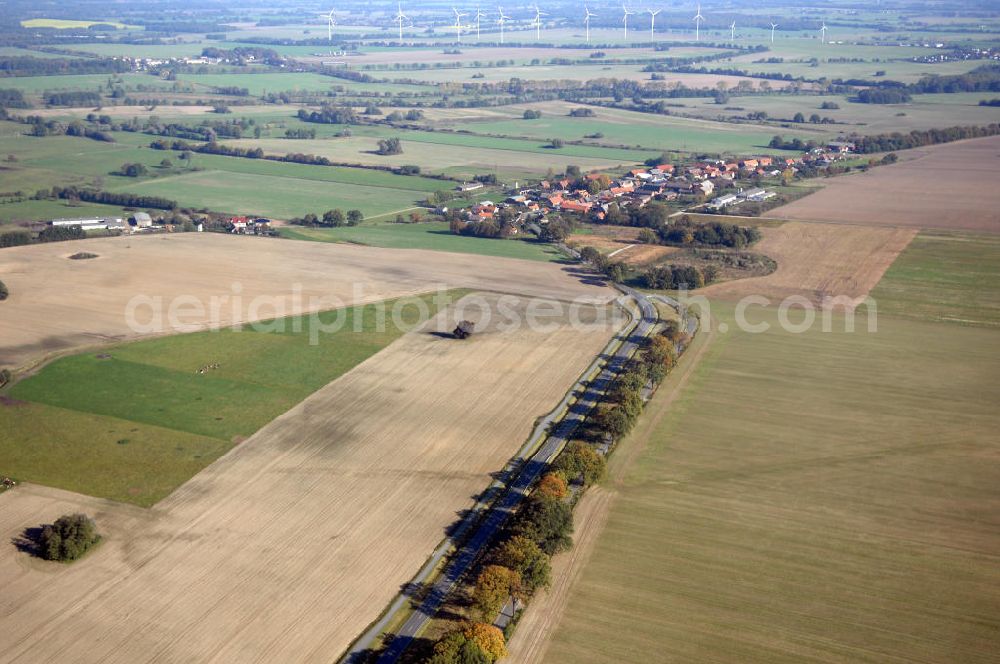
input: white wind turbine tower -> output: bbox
[820,20,828,44]
[730,20,736,42]
[474,6,487,39]
[584,6,596,44]
[693,3,704,41]
[769,22,778,44]
[533,4,548,40]
[648,9,661,42]
[394,3,408,41]
[322,9,336,42]
[621,4,635,42]
[496,6,510,44]
[452,7,468,43]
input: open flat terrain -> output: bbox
[0,294,619,664]
[701,220,915,305]
[1,294,451,505]
[770,136,1000,233]
[534,302,1000,664]
[0,233,611,370]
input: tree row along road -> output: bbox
[354,286,670,664]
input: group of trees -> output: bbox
[427,622,507,664]
[116,162,148,178]
[37,225,87,243]
[522,109,543,119]
[658,217,762,249]
[290,209,364,227]
[848,123,1000,154]
[36,513,100,562]
[855,88,912,104]
[297,104,359,125]
[578,245,626,283]
[641,264,716,290]
[37,186,177,211]
[791,112,836,124]
[0,89,30,109]
[0,55,129,78]
[44,91,102,107]
[0,230,31,248]
[376,137,403,155]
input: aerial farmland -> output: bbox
[1,1,999,663]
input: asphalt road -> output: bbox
[369,288,660,663]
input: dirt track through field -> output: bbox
[0,233,611,369]
[0,294,618,663]
[769,136,1000,233]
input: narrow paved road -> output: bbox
[369,289,659,663]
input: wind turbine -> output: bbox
[648,9,661,42]
[622,4,635,42]
[533,4,548,40]
[474,6,487,39]
[452,7,467,43]
[394,3,408,41]
[729,20,736,42]
[820,21,828,44]
[323,9,336,42]
[584,6,596,45]
[769,22,778,44]
[496,6,510,44]
[693,3,704,42]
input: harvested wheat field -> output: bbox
[770,136,1000,233]
[0,233,610,369]
[0,293,619,664]
[701,221,916,305]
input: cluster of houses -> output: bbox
[227,216,272,235]
[461,142,859,227]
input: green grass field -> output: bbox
[429,103,818,155]
[280,221,566,262]
[869,231,1000,327]
[107,169,428,219]
[544,301,1000,663]
[1,293,454,506]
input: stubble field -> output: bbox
[0,294,619,664]
[0,233,609,370]
[535,302,1000,664]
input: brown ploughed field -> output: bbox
[769,136,1000,233]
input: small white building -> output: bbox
[457,182,484,192]
[709,194,738,209]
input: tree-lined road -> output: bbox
[366,288,661,663]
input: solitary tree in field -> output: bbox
[0,278,7,301]
[346,210,364,226]
[37,513,100,562]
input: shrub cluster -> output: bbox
[37,514,100,562]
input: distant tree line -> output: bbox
[855,88,912,104]
[296,104,359,125]
[44,91,102,107]
[0,55,130,77]
[847,123,1000,154]
[36,186,177,210]
[0,88,29,108]
[289,209,364,227]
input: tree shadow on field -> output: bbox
[11,526,44,558]
[562,264,609,287]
